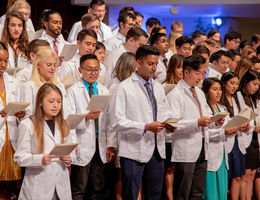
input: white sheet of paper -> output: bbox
[163,117,184,127]
[49,143,78,158]
[60,75,76,89]
[87,95,111,112]
[164,84,176,95]
[27,29,44,42]
[60,44,78,61]
[5,67,23,76]
[66,113,87,129]
[3,102,30,116]
[210,112,230,122]
[223,109,258,129]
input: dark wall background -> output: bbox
[0,0,89,40]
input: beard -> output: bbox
[48,25,61,37]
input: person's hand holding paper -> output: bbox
[85,110,101,121]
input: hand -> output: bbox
[57,56,64,67]
[164,123,177,133]
[59,155,72,165]
[106,147,115,163]
[14,110,26,119]
[42,154,55,165]
[244,123,251,132]
[145,121,166,133]
[0,110,6,118]
[254,126,260,133]
[215,117,225,126]
[85,110,101,121]
[198,116,212,127]
[225,127,239,136]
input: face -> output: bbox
[45,13,62,38]
[8,17,23,41]
[183,66,204,87]
[208,44,220,55]
[248,51,256,59]
[173,25,183,35]
[120,17,135,36]
[83,20,100,35]
[174,62,183,80]
[94,48,105,64]
[41,89,62,120]
[200,53,210,69]
[37,56,57,82]
[253,63,260,73]
[208,82,222,104]
[0,50,8,75]
[78,35,97,55]
[136,55,158,81]
[229,55,241,72]
[246,79,260,95]
[211,32,221,42]
[194,35,207,44]
[135,16,143,28]
[128,36,147,54]
[225,77,239,95]
[18,7,30,22]
[30,45,50,63]
[176,43,191,57]
[79,58,100,84]
[90,4,106,21]
[227,38,240,50]
[214,55,230,74]
[154,36,169,55]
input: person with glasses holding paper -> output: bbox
[67,54,113,199]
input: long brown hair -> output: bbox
[31,83,70,153]
[1,10,29,58]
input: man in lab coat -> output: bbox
[110,45,176,200]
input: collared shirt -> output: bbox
[134,72,154,95]
[82,79,98,95]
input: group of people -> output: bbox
[0,0,260,200]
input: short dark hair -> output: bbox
[207,29,220,39]
[117,11,136,27]
[89,0,105,9]
[192,45,210,57]
[27,39,50,59]
[126,27,148,42]
[134,11,143,18]
[44,10,60,22]
[191,31,207,42]
[251,56,260,64]
[210,50,229,63]
[0,42,8,51]
[77,29,97,41]
[224,31,241,44]
[95,41,106,51]
[226,50,241,60]
[80,54,99,67]
[150,33,166,46]
[239,40,251,50]
[136,45,160,61]
[119,6,135,15]
[183,55,206,72]
[150,25,166,37]
[146,17,161,28]
[251,34,260,44]
[175,36,192,47]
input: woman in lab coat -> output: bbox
[0,42,25,199]
[20,48,70,118]
[14,83,72,200]
[1,10,29,68]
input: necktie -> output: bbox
[190,86,204,134]
[53,39,58,55]
[163,58,168,69]
[144,82,157,146]
[88,84,99,134]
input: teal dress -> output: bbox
[203,110,228,200]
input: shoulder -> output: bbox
[97,82,109,93]
[19,118,34,131]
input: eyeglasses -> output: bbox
[81,68,101,73]
[20,12,30,17]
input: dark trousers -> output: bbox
[120,148,164,200]
[70,140,116,200]
[173,145,207,200]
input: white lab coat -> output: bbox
[0,73,20,152]
[104,31,125,52]
[208,66,222,80]
[16,63,33,83]
[7,45,28,68]
[20,80,71,118]
[155,56,167,84]
[167,79,215,162]
[14,118,72,200]
[110,73,173,163]
[207,104,229,171]
[67,80,109,165]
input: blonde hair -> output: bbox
[113,52,137,81]
[168,32,182,54]
[235,58,254,80]
[30,48,59,87]
[6,0,25,11]
[241,45,256,59]
[31,83,70,153]
[10,0,31,12]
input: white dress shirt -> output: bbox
[104,31,125,52]
[155,56,168,83]
[16,62,32,83]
